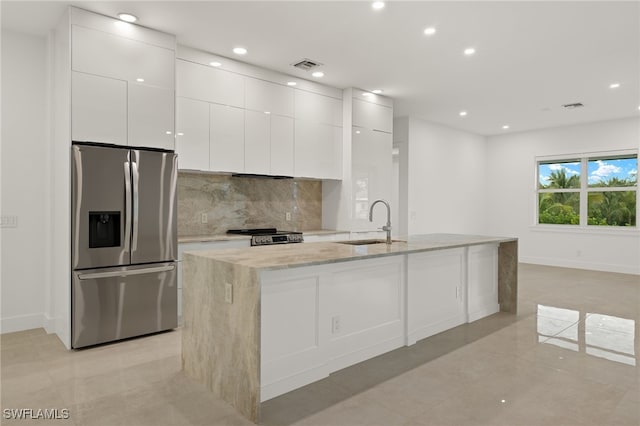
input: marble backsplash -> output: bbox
[177,172,322,236]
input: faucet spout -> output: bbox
[369,199,392,244]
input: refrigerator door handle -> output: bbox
[77,265,175,280]
[124,161,132,249]
[131,161,140,252]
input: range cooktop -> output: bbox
[227,228,304,246]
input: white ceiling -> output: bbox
[2,1,639,136]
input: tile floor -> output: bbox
[1,264,638,426]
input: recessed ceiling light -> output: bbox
[312,71,324,78]
[287,81,297,86]
[459,111,468,117]
[209,61,222,67]
[502,125,510,130]
[177,132,184,136]
[372,89,382,94]
[362,92,373,97]
[424,27,436,36]
[264,111,271,115]
[118,13,137,23]
[233,47,247,55]
[464,48,476,56]
[136,78,144,82]
[609,83,621,89]
[355,130,361,134]
[372,2,385,10]
[165,131,172,135]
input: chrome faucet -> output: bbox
[369,199,392,244]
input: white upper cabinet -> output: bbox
[210,103,245,173]
[295,121,342,179]
[72,25,174,89]
[245,77,293,117]
[270,115,294,176]
[244,110,271,175]
[176,97,210,170]
[352,98,393,133]
[176,60,244,108]
[128,84,174,150]
[71,71,127,145]
[351,127,393,228]
[70,12,176,150]
[294,90,342,126]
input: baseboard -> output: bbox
[407,315,467,345]
[43,313,55,334]
[0,313,44,334]
[520,256,640,275]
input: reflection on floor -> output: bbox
[1,264,638,426]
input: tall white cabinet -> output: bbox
[70,10,176,150]
[322,88,394,234]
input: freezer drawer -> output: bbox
[72,262,177,348]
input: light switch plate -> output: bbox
[0,216,18,228]
[224,282,233,304]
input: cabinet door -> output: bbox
[294,121,342,179]
[244,110,271,175]
[294,90,342,126]
[351,128,392,227]
[245,77,294,117]
[72,25,174,89]
[270,115,294,176]
[176,97,209,170]
[407,249,466,345]
[176,60,244,108]
[468,244,499,322]
[128,83,174,150]
[71,71,127,145]
[210,104,244,172]
[352,98,393,133]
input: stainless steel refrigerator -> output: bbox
[71,143,178,348]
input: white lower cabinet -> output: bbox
[468,244,499,322]
[260,256,404,402]
[407,248,466,345]
[302,232,351,243]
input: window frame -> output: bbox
[535,150,638,230]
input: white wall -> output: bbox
[1,30,49,332]
[486,117,640,274]
[397,117,488,236]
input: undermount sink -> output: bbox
[337,239,404,246]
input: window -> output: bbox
[537,152,637,227]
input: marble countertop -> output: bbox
[183,233,517,271]
[178,229,349,244]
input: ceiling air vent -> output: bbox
[562,102,584,109]
[292,58,323,71]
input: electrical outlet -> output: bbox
[331,316,341,334]
[225,282,233,304]
[201,213,208,224]
[285,212,292,221]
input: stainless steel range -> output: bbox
[227,228,304,246]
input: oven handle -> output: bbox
[77,265,175,280]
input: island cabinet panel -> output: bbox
[407,248,466,345]
[260,274,329,401]
[259,255,404,402]
[468,244,499,322]
[326,257,405,372]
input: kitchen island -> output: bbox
[181,234,518,423]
